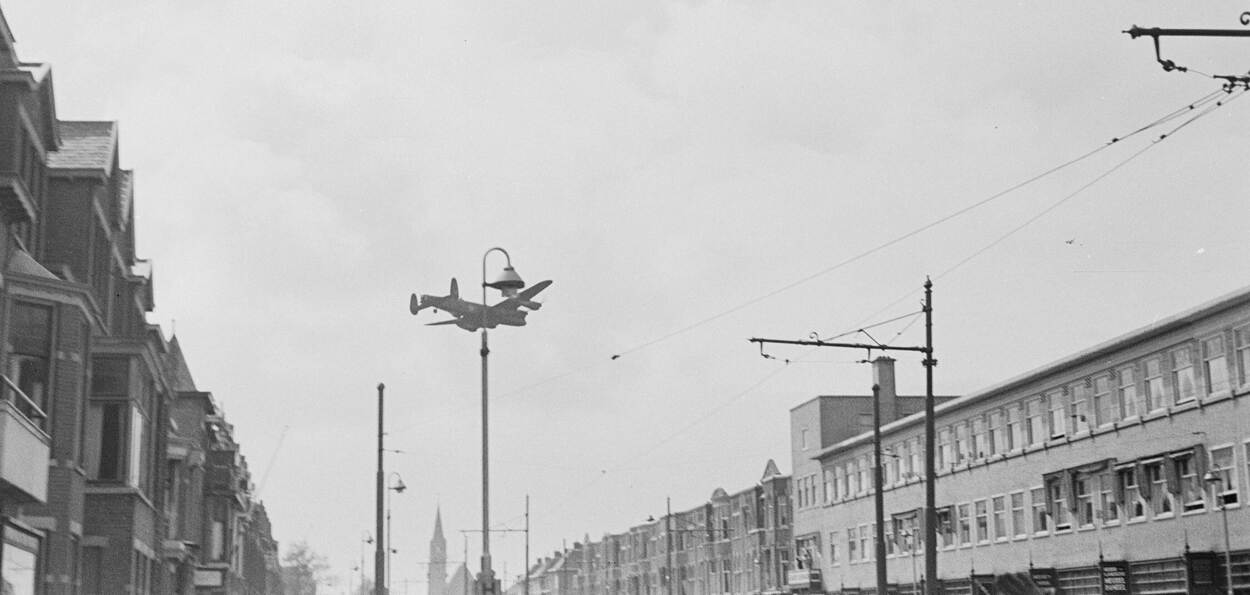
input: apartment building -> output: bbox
[0,6,284,592]
[791,286,1250,594]
[518,461,792,595]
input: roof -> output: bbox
[7,247,58,280]
[47,121,116,172]
[164,335,198,392]
[814,283,1250,460]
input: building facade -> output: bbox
[793,287,1250,594]
[0,6,285,593]
[517,461,792,595]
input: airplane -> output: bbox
[409,278,553,332]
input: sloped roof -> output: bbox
[759,459,782,481]
[165,336,198,392]
[7,247,58,280]
[47,121,116,171]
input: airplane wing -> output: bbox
[493,280,553,311]
[425,319,463,326]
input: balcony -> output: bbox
[0,376,50,504]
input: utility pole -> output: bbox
[377,383,387,595]
[749,278,937,595]
[872,384,887,594]
[666,497,673,595]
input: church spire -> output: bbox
[428,508,448,595]
[434,507,444,542]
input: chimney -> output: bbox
[872,356,898,422]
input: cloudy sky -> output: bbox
[6,1,1250,591]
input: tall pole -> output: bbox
[377,383,387,595]
[873,384,887,594]
[666,497,673,595]
[1220,497,1233,595]
[922,279,937,595]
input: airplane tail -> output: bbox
[450,278,459,298]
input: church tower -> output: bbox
[428,509,448,595]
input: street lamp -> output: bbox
[388,474,408,594]
[479,247,528,595]
[1203,471,1234,595]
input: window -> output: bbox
[1203,336,1230,395]
[1070,382,1090,434]
[85,402,126,481]
[1046,391,1067,439]
[1026,398,1045,446]
[908,438,921,479]
[839,465,849,499]
[829,531,839,565]
[858,456,870,493]
[988,410,1004,455]
[1099,472,1119,525]
[1010,492,1026,538]
[1048,479,1070,530]
[1144,357,1165,412]
[846,462,857,496]
[1031,487,1048,534]
[953,422,969,464]
[1176,455,1204,512]
[7,301,53,427]
[957,503,972,545]
[1210,445,1238,506]
[858,524,870,561]
[1120,468,1145,520]
[824,468,835,504]
[971,416,988,459]
[1145,461,1172,517]
[1006,405,1023,451]
[846,527,857,562]
[992,496,1007,540]
[937,428,952,468]
[1075,477,1095,527]
[1171,347,1196,404]
[1093,374,1117,426]
[2,522,40,595]
[898,441,912,480]
[1118,366,1141,419]
[973,500,989,544]
[936,507,954,549]
[800,429,809,450]
[1236,325,1250,387]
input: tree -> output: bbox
[282,541,332,594]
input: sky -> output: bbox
[5,1,1250,592]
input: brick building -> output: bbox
[516,461,792,595]
[791,287,1250,594]
[0,5,284,593]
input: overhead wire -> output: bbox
[607,87,1229,361]
[481,86,1247,548]
[389,87,1237,439]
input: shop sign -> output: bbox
[1100,560,1128,594]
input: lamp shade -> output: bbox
[486,265,526,296]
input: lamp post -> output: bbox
[1203,471,1234,595]
[479,247,528,595]
[388,474,407,594]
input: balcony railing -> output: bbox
[0,374,50,504]
[1,374,47,427]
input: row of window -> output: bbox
[805,326,1250,509]
[816,441,1247,567]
